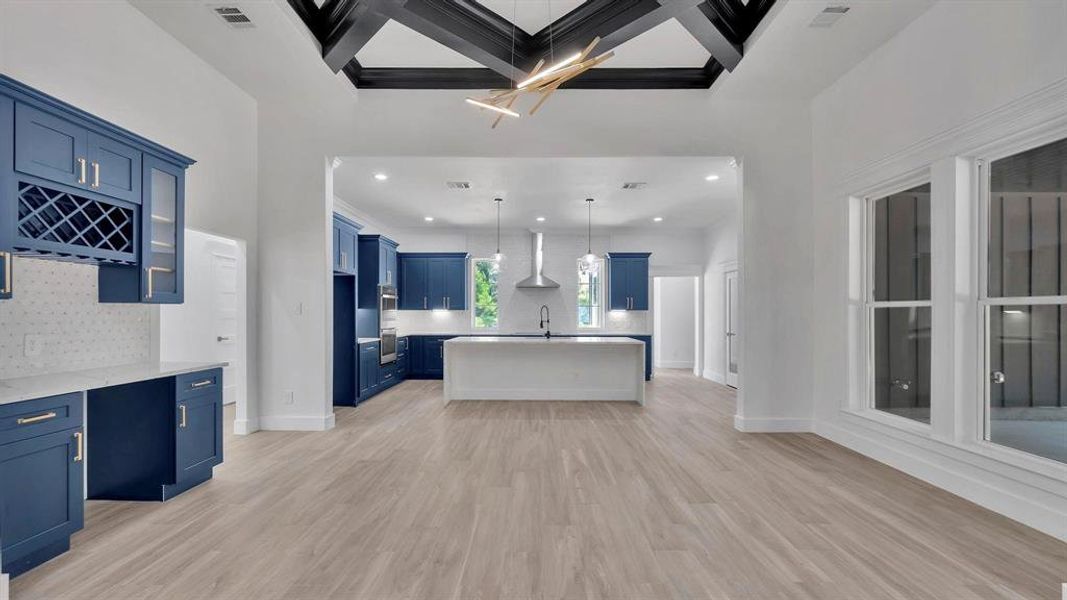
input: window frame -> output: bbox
[470,257,500,331]
[576,258,604,329]
[976,149,1067,464]
[862,179,935,428]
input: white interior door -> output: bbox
[725,270,739,388]
[160,230,245,407]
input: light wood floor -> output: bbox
[12,370,1067,599]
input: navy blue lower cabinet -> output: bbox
[0,420,84,578]
[87,369,223,501]
[358,342,380,399]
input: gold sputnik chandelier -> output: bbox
[465,0,614,129]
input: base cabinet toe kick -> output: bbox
[0,368,223,578]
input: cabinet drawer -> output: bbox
[381,362,397,384]
[176,369,222,400]
[0,393,83,446]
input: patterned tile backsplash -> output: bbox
[0,258,151,379]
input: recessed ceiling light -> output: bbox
[424,216,434,222]
[536,216,546,222]
[653,217,664,222]
[705,174,720,181]
[374,173,388,181]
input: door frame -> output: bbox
[650,264,704,378]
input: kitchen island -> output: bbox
[443,336,646,405]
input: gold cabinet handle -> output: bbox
[17,411,57,425]
[191,379,213,388]
[179,404,187,428]
[145,266,175,300]
[73,431,83,462]
[92,161,100,188]
[77,157,87,184]
[1,251,11,295]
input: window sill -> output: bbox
[839,408,1067,488]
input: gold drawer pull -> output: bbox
[190,379,214,388]
[17,411,57,425]
[1,251,11,295]
[73,431,83,462]
[179,404,187,428]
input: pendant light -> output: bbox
[580,198,599,274]
[492,198,505,272]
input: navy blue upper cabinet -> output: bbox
[607,253,651,311]
[87,132,142,204]
[14,103,88,189]
[399,255,428,309]
[358,234,399,294]
[398,253,468,310]
[0,75,193,304]
[332,214,361,275]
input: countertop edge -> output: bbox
[0,362,228,406]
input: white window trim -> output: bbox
[577,259,605,330]
[470,258,500,331]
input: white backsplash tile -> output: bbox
[0,258,151,379]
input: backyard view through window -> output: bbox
[578,260,603,328]
[473,259,499,329]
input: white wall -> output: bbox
[811,1,1067,540]
[0,1,260,427]
[653,277,696,369]
[701,214,738,383]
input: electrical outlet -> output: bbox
[283,390,295,405]
[24,334,44,358]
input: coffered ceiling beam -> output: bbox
[320,0,390,72]
[524,0,704,70]
[675,2,743,71]
[348,67,720,89]
[369,0,532,80]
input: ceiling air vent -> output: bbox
[446,181,472,190]
[809,5,849,28]
[212,6,255,29]
[622,182,647,190]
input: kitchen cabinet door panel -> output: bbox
[14,103,88,189]
[87,132,141,204]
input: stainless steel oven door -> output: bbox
[380,329,397,364]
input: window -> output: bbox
[867,182,932,423]
[577,259,603,328]
[472,258,499,329]
[982,136,1067,464]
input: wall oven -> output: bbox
[379,285,399,364]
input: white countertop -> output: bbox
[445,336,644,346]
[0,361,228,406]
[357,337,381,344]
[400,332,652,337]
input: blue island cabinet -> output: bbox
[0,393,85,578]
[606,252,651,311]
[398,253,468,310]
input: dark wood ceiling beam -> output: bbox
[321,0,390,72]
[524,0,703,69]
[369,0,532,80]
[676,2,743,71]
[351,67,718,89]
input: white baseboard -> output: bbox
[233,417,259,435]
[1,572,8,600]
[655,360,694,369]
[734,414,813,432]
[257,412,336,431]
[702,369,725,384]
[814,419,1067,542]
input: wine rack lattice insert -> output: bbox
[17,182,135,259]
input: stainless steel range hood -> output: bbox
[516,231,560,289]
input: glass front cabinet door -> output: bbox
[98,154,185,304]
[142,156,183,303]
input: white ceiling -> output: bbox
[333,156,737,230]
[479,0,585,35]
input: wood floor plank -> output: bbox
[10,369,1066,599]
